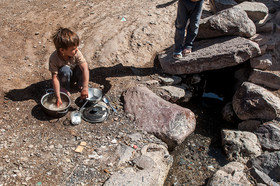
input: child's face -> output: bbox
[62,45,78,57]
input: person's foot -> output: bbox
[173,52,182,59]
[182,48,192,56]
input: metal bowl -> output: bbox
[87,88,102,103]
[41,92,71,118]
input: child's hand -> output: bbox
[56,98,62,107]
[81,87,88,100]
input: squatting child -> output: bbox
[49,27,89,107]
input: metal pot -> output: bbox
[41,90,71,118]
[87,88,102,103]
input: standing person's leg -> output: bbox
[58,65,72,92]
[184,0,204,53]
[174,0,189,58]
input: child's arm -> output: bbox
[52,73,62,107]
[79,62,89,100]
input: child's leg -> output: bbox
[58,65,72,91]
[72,65,83,89]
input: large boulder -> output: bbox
[232,82,280,120]
[248,69,280,90]
[158,36,260,75]
[238,120,262,132]
[247,151,280,184]
[221,129,262,163]
[207,162,252,186]
[104,143,173,186]
[197,7,256,39]
[250,54,272,70]
[156,86,185,102]
[249,167,280,186]
[123,86,196,149]
[254,120,280,151]
[209,0,237,13]
[271,39,280,71]
[234,2,268,22]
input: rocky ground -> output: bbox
[0,0,246,185]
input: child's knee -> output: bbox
[59,65,72,77]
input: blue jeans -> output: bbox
[174,0,204,53]
[58,65,83,90]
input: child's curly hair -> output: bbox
[52,27,79,50]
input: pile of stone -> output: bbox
[155,0,280,185]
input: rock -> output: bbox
[221,102,238,123]
[255,14,273,28]
[256,21,274,33]
[88,151,102,160]
[254,120,280,151]
[207,161,252,186]
[198,8,256,39]
[75,145,84,153]
[156,86,185,102]
[271,39,280,70]
[104,144,173,186]
[190,74,201,84]
[116,143,136,165]
[181,90,193,103]
[158,76,182,85]
[140,143,173,181]
[238,120,262,132]
[250,167,280,186]
[221,129,262,163]
[234,67,251,90]
[134,155,156,170]
[232,82,280,120]
[158,36,260,75]
[250,34,269,46]
[247,151,280,183]
[274,10,280,25]
[128,133,142,142]
[250,54,272,70]
[234,2,268,22]
[145,80,159,86]
[248,69,280,90]
[259,44,268,55]
[209,0,237,14]
[123,86,196,149]
[253,1,279,13]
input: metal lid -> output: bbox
[81,104,108,123]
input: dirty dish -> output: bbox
[87,88,102,103]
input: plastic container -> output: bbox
[71,111,82,125]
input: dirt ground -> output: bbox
[0,0,231,185]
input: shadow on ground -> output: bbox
[156,0,177,8]
[5,61,162,121]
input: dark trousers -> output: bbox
[174,0,204,53]
[58,65,83,90]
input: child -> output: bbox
[49,27,89,107]
[173,0,204,59]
